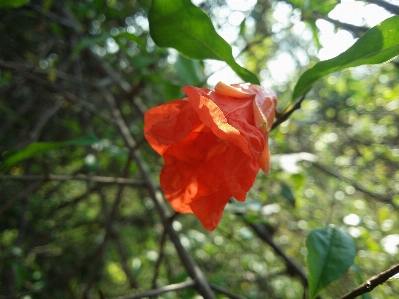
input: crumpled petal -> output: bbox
[144,82,277,230]
[144,100,201,155]
[224,144,259,201]
[189,189,232,230]
[183,86,264,159]
[227,83,277,172]
[160,126,228,213]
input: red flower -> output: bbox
[144,82,277,230]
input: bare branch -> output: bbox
[365,0,399,15]
[102,90,216,298]
[151,229,168,288]
[271,94,306,131]
[0,180,43,215]
[82,153,135,298]
[247,221,308,285]
[210,283,247,299]
[0,61,114,125]
[0,174,144,186]
[312,162,397,207]
[339,263,399,299]
[313,13,369,36]
[110,280,196,299]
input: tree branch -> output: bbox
[110,280,196,299]
[271,94,306,131]
[246,221,308,285]
[365,0,399,15]
[339,263,399,299]
[151,229,167,288]
[312,162,397,207]
[313,12,369,35]
[102,90,216,299]
[210,283,247,299]
[0,180,44,215]
[0,174,144,186]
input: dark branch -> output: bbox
[246,222,308,284]
[110,280,196,299]
[102,89,216,298]
[0,174,144,186]
[271,94,306,131]
[339,263,399,299]
[312,162,397,207]
[365,0,399,15]
[314,13,369,36]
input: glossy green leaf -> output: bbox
[175,54,204,86]
[306,0,339,15]
[1,134,99,172]
[0,0,29,8]
[306,226,356,299]
[148,0,259,84]
[292,15,399,101]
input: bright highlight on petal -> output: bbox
[144,82,277,230]
[214,81,254,98]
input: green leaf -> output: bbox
[280,182,296,205]
[289,0,339,15]
[306,226,356,299]
[307,20,322,49]
[148,0,259,84]
[0,0,29,8]
[175,54,204,86]
[306,0,339,15]
[1,134,99,172]
[292,15,399,101]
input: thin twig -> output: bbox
[271,94,306,131]
[113,230,139,289]
[0,60,94,87]
[0,62,114,124]
[151,229,168,288]
[102,90,216,299]
[0,180,44,215]
[312,162,396,207]
[210,283,247,299]
[365,0,399,15]
[110,280,196,299]
[314,13,369,35]
[247,221,308,284]
[82,153,134,298]
[339,263,399,299]
[0,174,144,186]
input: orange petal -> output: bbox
[214,81,254,98]
[184,86,263,158]
[160,156,198,214]
[144,100,184,155]
[189,189,232,230]
[160,127,228,214]
[145,100,201,156]
[230,83,277,132]
[224,144,259,201]
[258,137,271,173]
[253,89,277,132]
[184,87,252,156]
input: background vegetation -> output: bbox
[0,0,398,298]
